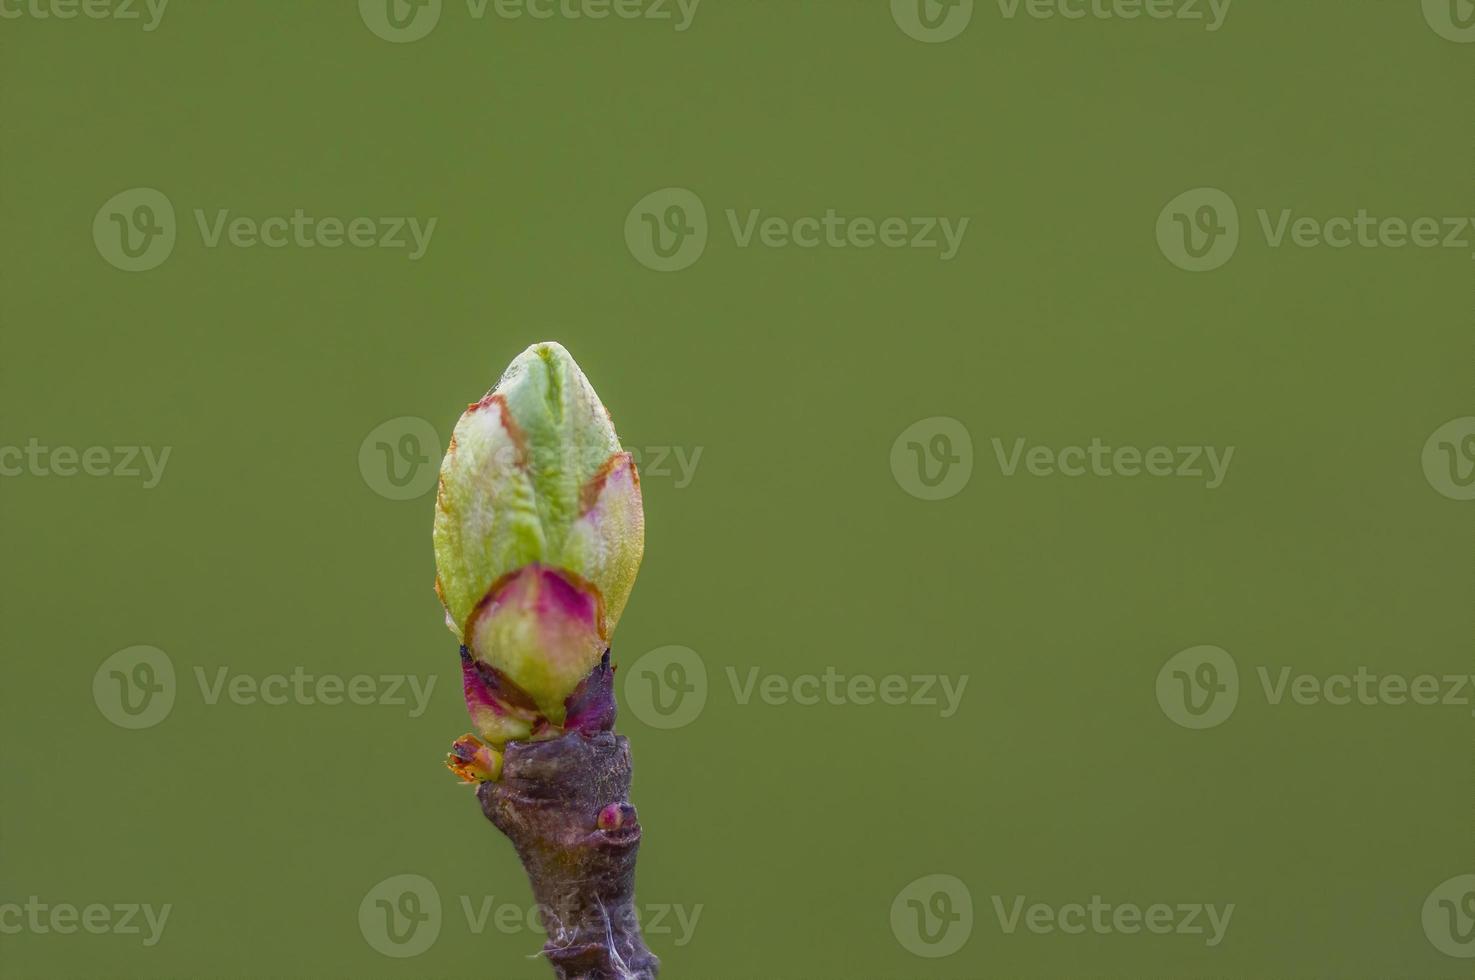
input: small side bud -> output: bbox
[447,734,503,784]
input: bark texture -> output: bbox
[477,731,659,980]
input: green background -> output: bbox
[2,1,1471,977]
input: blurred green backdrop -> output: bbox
[1,1,1471,977]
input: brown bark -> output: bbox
[477,731,659,980]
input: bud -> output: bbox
[446,733,503,783]
[435,342,644,753]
